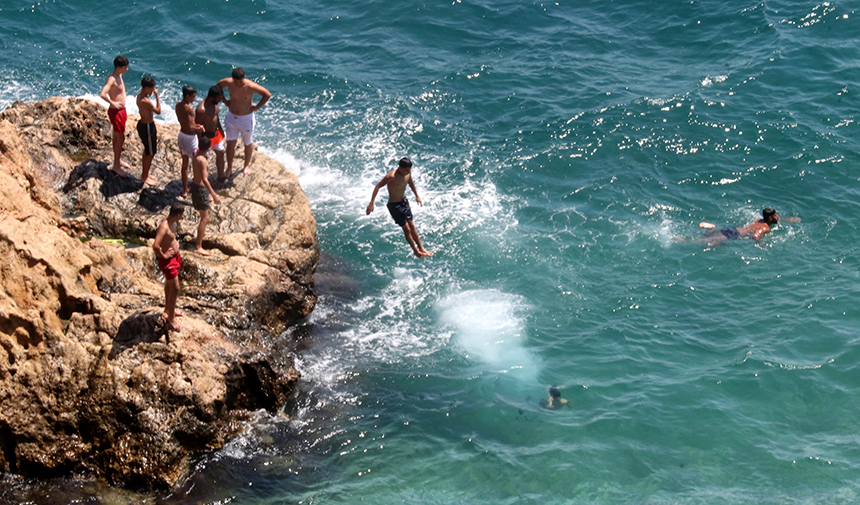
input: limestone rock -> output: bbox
[0,98,319,489]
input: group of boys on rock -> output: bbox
[100,55,272,331]
[99,55,434,332]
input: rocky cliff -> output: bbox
[0,97,319,488]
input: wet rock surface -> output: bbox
[0,97,318,488]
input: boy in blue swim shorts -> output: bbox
[366,157,433,258]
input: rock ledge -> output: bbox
[0,97,319,488]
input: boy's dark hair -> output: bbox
[141,76,156,89]
[182,85,197,98]
[207,86,223,99]
[763,208,776,221]
[549,386,561,399]
[232,68,245,80]
[168,205,185,217]
[198,136,211,152]
[398,157,413,169]
[114,55,129,68]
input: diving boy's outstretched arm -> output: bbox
[366,173,393,214]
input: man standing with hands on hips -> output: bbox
[217,68,272,178]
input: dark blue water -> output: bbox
[3,0,860,503]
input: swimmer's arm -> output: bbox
[699,222,716,229]
[784,217,801,223]
[408,177,423,206]
[99,76,123,109]
[366,175,392,214]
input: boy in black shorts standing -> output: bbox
[136,76,161,187]
[366,157,433,258]
[190,136,221,255]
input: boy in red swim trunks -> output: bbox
[99,55,131,178]
[153,205,185,331]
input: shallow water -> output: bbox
[3,0,860,503]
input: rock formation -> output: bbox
[0,97,318,488]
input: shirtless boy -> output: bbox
[176,85,205,197]
[190,136,222,255]
[366,157,433,258]
[696,208,801,245]
[195,86,227,182]
[136,77,161,187]
[153,205,185,332]
[216,68,272,177]
[99,55,131,177]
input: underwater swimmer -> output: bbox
[540,386,570,410]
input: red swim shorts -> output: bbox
[108,107,127,134]
[158,251,181,280]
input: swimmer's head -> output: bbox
[141,76,156,90]
[549,386,561,399]
[763,208,778,224]
[232,68,245,81]
[398,157,413,170]
[113,55,129,69]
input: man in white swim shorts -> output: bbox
[217,68,272,177]
[175,85,204,197]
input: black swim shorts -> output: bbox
[720,227,740,240]
[136,121,157,156]
[190,182,210,211]
[387,199,413,227]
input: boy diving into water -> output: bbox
[366,157,433,258]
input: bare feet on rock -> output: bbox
[193,248,211,256]
[143,176,158,187]
[111,164,130,178]
[160,313,181,332]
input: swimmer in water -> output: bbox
[540,386,569,409]
[686,208,800,246]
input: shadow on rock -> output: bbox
[138,185,185,214]
[110,312,168,358]
[63,159,142,199]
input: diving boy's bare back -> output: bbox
[366,157,433,258]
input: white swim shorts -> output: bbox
[177,131,198,157]
[224,111,255,145]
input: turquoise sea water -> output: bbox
[3,0,860,503]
